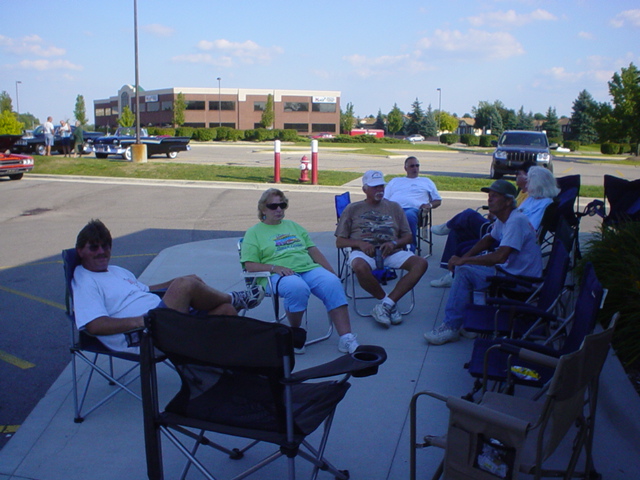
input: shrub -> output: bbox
[176,127,195,138]
[563,140,580,151]
[440,133,459,145]
[193,128,216,142]
[548,137,563,147]
[275,129,301,142]
[601,143,618,155]
[216,127,244,141]
[150,127,176,137]
[581,222,640,368]
[460,134,480,146]
[479,135,497,147]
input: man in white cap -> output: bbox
[424,179,542,345]
[335,170,428,326]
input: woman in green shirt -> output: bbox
[241,188,359,354]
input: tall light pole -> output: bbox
[436,88,442,136]
[15,81,22,117]
[133,0,141,144]
[216,77,222,127]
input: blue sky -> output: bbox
[2,0,639,125]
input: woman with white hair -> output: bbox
[517,166,559,230]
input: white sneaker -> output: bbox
[371,303,392,327]
[338,333,359,353]
[424,323,460,345]
[389,304,403,325]
[430,272,453,288]
[460,328,478,339]
[294,345,306,355]
[431,223,451,236]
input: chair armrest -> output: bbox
[287,345,387,382]
[497,342,560,369]
[124,327,145,347]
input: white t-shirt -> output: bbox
[72,265,161,352]
[384,176,442,210]
[518,196,553,231]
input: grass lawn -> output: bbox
[30,153,605,197]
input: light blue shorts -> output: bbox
[269,267,347,314]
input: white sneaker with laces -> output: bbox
[231,285,265,310]
[371,303,392,327]
[424,323,460,345]
[389,304,402,325]
[430,272,453,288]
[338,333,359,353]
[431,223,451,236]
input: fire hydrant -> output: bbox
[299,155,311,182]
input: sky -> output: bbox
[2,0,640,126]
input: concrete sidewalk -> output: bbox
[1,233,639,479]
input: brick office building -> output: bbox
[94,85,341,135]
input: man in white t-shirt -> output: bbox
[43,116,55,156]
[72,219,264,352]
[384,156,442,251]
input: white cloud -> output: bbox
[142,24,175,37]
[467,9,557,28]
[610,9,640,28]
[180,39,284,65]
[578,31,594,40]
[417,29,524,60]
[342,53,430,78]
[1,34,65,57]
[18,59,83,71]
[544,66,613,85]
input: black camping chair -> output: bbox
[334,191,352,279]
[581,174,640,226]
[415,207,433,258]
[465,261,605,400]
[62,248,166,423]
[139,308,387,480]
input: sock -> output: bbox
[381,296,395,308]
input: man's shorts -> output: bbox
[349,249,415,270]
[44,133,54,147]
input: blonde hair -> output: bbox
[257,188,288,220]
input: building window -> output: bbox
[284,102,309,112]
[284,123,308,132]
[108,108,115,115]
[162,101,173,111]
[184,122,206,128]
[209,122,236,128]
[186,101,205,110]
[209,101,236,111]
[312,103,336,113]
[95,108,105,117]
[120,92,130,110]
[254,101,266,111]
[147,102,159,112]
[311,124,336,133]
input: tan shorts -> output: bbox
[348,249,415,270]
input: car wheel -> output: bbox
[490,163,503,179]
[167,151,178,159]
[82,142,92,155]
[124,146,132,161]
[95,153,108,159]
[9,173,24,180]
[35,144,46,156]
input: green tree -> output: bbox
[387,103,404,136]
[569,90,598,144]
[374,109,387,132]
[340,102,355,134]
[74,94,88,125]
[118,105,135,127]
[260,94,275,129]
[172,92,186,127]
[473,101,503,135]
[0,110,24,134]
[406,98,426,135]
[438,111,459,133]
[0,91,12,113]
[608,62,640,145]
[541,107,562,139]
[515,106,535,130]
[423,104,437,137]
[593,102,618,144]
[17,113,39,130]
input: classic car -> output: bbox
[10,125,102,156]
[91,127,191,161]
[1,135,35,180]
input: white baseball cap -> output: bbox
[362,170,386,187]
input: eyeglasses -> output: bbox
[407,163,420,168]
[265,202,288,210]
[87,243,111,252]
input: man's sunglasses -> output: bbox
[266,202,288,210]
[88,243,111,252]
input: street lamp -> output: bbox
[436,88,442,136]
[133,0,141,144]
[15,81,22,117]
[216,77,222,127]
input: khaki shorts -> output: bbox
[348,249,415,270]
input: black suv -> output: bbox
[490,130,554,179]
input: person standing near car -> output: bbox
[59,120,72,157]
[72,121,84,158]
[43,116,55,156]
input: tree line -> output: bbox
[0,93,89,135]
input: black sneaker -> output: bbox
[231,285,265,311]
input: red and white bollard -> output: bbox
[273,140,281,183]
[299,155,311,182]
[311,139,318,185]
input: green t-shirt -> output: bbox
[241,219,319,273]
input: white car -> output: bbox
[405,134,425,143]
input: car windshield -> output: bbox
[500,133,547,147]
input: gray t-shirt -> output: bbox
[490,209,542,278]
[335,199,410,247]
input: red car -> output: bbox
[1,135,35,180]
[311,132,335,139]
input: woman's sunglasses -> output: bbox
[266,202,288,210]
